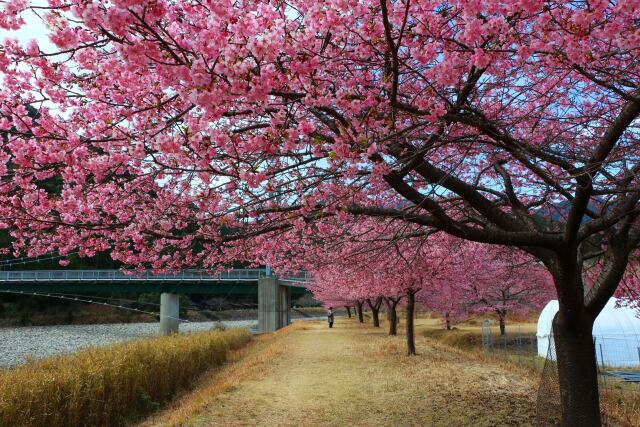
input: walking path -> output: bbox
[142,319,537,426]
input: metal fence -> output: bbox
[481,320,539,369]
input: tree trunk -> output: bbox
[553,310,601,426]
[372,306,380,327]
[406,289,416,355]
[498,310,506,336]
[383,297,392,322]
[345,306,351,318]
[356,301,364,323]
[550,254,606,427]
[445,311,451,330]
[367,297,382,327]
[388,300,398,336]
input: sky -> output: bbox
[1,5,55,52]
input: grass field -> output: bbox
[142,319,537,427]
[0,328,251,427]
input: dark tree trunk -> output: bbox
[445,311,451,330]
[389,307,397,335]
[367,297,382,327]
[498,310,506,336]
[406,289,417,355]
[372,307,380,327]
[388,297,399,336]
[553,309,601,426]
[356,301,364,323]
[383,297,392,322]
[549,253,611,427]
[345,306,351,318]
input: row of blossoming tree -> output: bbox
[2,0,640,424]
[294,222,553,354]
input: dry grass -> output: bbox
[140,322,309,427]
[421,327,485,350]
[146,319,537,426]
[0,328,251,427]
[420,319,640,427]
[601,389,640,427]
[416,317,537,336]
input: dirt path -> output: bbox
[144,320,537,426]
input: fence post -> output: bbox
[599,342,607,390]
[516,326,521,365]
[530,334,534,369]
[481,319,492,351]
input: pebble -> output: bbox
[0,320,255,368]
[0,317,324,368]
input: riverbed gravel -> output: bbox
[0,320,256,368]
[0,317,325,368]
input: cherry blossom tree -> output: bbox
[454,244,554,335]
[305,227,409,333]
[418,243,553,334]
[418,277,467,331]
[2,1,640,423]
[303,222,458,354]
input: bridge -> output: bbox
[0,269,310,334]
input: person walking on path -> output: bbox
[327,307,335,328]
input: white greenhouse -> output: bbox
[537,298,640,367]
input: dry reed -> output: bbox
[0,328,251,427]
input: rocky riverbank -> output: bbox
[0,317,327,368]
[0,320,254,368]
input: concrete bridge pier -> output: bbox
[160,292,180,335]
[258,277,291,332]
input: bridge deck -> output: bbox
[0,269,309,296]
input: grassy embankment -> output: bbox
[0,299,157,326]
[0,328,251,427]
[0,298,326,326]
[419,316,541,367]
[193,306,326,322]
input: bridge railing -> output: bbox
[0,269,310,283]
